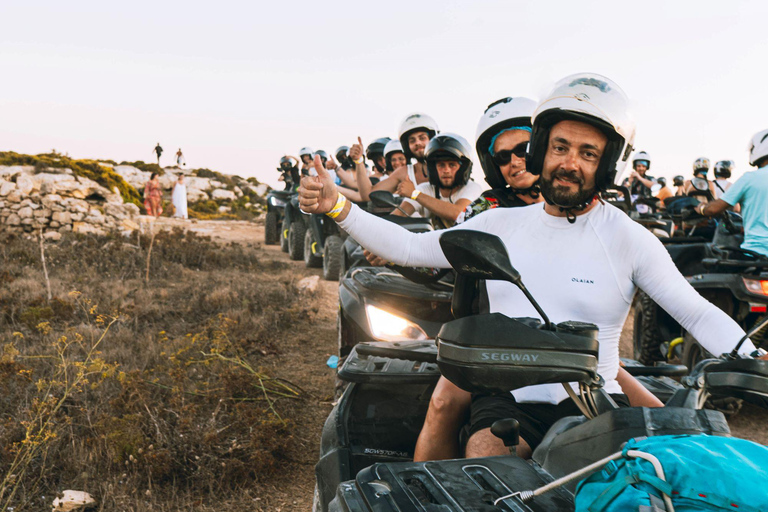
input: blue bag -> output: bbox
[575,435,768,512]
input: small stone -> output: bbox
[43,231,62,242]
[18,207,33,219]
[5,213,20,225]
[51,489,96,511]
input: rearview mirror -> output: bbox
[439,230,521,284]
[651,183,662,195]
[369,190,400,209]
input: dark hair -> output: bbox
[150,172,159,180]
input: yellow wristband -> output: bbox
[353,157,364,165]
[410,189,421,201]
[326,192,347,219]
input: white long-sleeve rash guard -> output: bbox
[338,200,757,404]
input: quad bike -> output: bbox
[304,213,345,281]
[281,193,308,259]
[315,230,768,511]
[632,178,768,415]
[264,189,292,245]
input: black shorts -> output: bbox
[466,392,630,451]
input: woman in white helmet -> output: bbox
[682,157,717,199]
[456,97,543,224]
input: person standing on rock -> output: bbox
[176,148,186,167]
[172,174,188,219]
[154,143,163,165]
[144,172,163,217]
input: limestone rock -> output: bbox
[52,211,72,224]
[72,222,106,236]
[15,173,35,195]
[6,213,20,225]
[18,206,33,219]
[234,186,243,197]
[212,189,236,201]
[297,275,320,294]
[6,190,22,203]
[218,205,231,213]
[0,181,16,196]
[52,489,96,511]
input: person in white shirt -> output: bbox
[298,73,764,460]
[393,133,483,229]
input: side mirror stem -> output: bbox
[517,281,552,330]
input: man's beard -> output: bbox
[539,169,596,207]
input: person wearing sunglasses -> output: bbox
[456,97,543,225]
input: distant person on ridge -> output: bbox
[144,172,163,217]
[175,148,186,167]
[154,143,163,165]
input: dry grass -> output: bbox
[0,229,320,510]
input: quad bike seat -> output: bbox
[435,313,600,394]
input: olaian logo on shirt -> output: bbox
[571,277,595,284]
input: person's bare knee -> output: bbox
[465,428,533,459]
[428,378,471,419]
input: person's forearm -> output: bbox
[355,162,373,201]
[371,175,399,193]
[337,169,357,189]
[701,199,731,217]
[338,186,362,203]
[637,235,756,356]
[415,194,465,222]
[637,175,654,189]
[616,367,663,407]
[336,203,448,267]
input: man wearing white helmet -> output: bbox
[697,130,768,258]
[683,157,717,198]
[298,73,762,460]
[369,113,439,195]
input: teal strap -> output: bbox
[588,461,674,512]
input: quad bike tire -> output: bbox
[288,221,306,261]
[304,229,323,268]
[264,210,279,245]
[681,332,743,417]
[633,291,666,365]
[322,235,343,281]
[280,219,289,253]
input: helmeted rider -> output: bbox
[683,157,717,198]
[277,156,300,191]
[624,150,656,196]
[654,176,674,203]
[369,112,439,195]
[297,147,314,175]
[383,140,406,175]
[713,160,734,198]
[673,174,686,196]
[298,72,764,460]
[697,129,768,258]
[456,97,544,225]
[366,137,392,179]
[392,133,483,229]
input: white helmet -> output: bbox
[475,97,537,189]
[383,139,405,173]
[298,147,313,158]
[748,129,768,167]
[398,112,439,160]
[528,73,636,191]
[632,151,651,170]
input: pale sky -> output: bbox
[1,0,767,189]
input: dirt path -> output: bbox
[156,217,767,508]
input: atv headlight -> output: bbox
[269,196,287,207]
[365,305,428,342]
